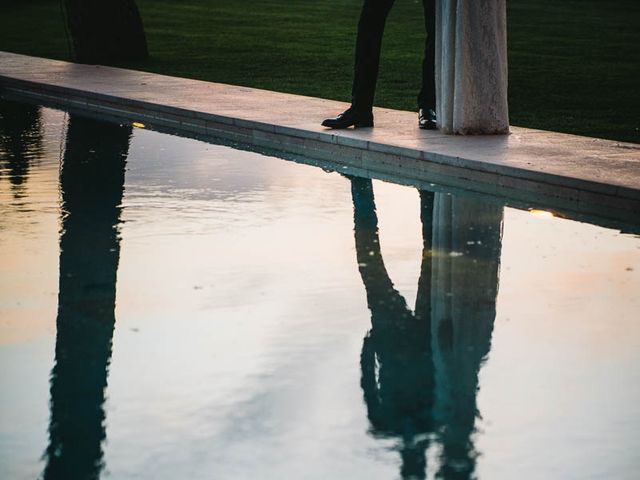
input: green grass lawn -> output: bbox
[1,0,638,142]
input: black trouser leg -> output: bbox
[417,0,436,110]
[351,0,396,113]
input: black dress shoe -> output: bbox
[322,107,374,129]
[418,108,437,130]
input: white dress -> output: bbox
[435,0,509,134]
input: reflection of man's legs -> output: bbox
[349,176,404,309]
[415,190,435,322]
[349,177,435,480]
[417,0,437,129]
[352,0,396,113]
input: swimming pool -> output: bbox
[1,100,639,480]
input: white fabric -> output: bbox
[435,0,510,135]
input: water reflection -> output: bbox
[43,116,130,480]
[349,178,503,479]
[0,99,44,199]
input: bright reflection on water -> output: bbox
[1,102,639,480]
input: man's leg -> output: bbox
[322,0,395,128]
[351,0,396,113]
[417,0,436,111]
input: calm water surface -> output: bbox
[1,102,639,480]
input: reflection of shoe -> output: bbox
[322,108,374,129]
[418,108,437,130]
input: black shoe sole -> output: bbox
[321,114,374,129]
[321,121,374,129]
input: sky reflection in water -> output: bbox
[1,102,639,480]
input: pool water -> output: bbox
[1,101,639,480]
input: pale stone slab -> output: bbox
[1,51,638,225]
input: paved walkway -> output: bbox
[1,51,638,225]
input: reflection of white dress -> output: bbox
[435,0,509,134]
[430,195,504,472]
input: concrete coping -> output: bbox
[1,51,639,228]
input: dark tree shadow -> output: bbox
[0,99,44,199]
[43,116,131,480]
[348,177,503,479]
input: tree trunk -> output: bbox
[63,0,148,64]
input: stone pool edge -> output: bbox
[1,53,639,226]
